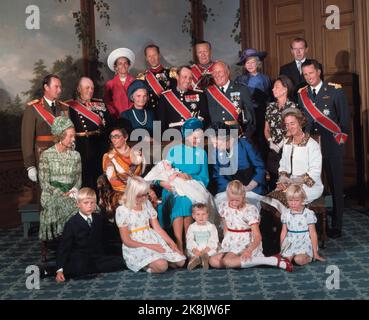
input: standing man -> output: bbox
[279,38,323,102]
[21,74,69,183]
[157,66,210,132]
[205,61,256,138]
[137,44,177,114]
[68,77,112,190]
[191,41,216,90]
[298,59,350,238]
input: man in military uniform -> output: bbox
[205,61,256,138]
[137,44,177,115]
[299,59,350,239]
[21,74,69,183]
[157,66,210,132]
[190,41,216,90]
[68,77,112,190]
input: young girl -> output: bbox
[209,180,293,272]
[280,184,325,265]
[186,204,220,271]
[116,176,186,273]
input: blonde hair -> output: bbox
[285,184,307,201]
[77,187,97,202]
[226,180,246,206]
[124,176,150,209]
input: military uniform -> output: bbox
[190,62,215,90]
[68,98,113,190]
[157,88,210,132]
[21,98,69,170]
[298,82,350,232]
[205,81,256,138]
[137,65,177,114]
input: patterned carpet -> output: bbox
[1,208,369,300]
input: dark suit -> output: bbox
[280,60,324,103]
[205,81,256,138]
[298,82,350,231]
[56,212,125,278]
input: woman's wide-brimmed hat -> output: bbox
[51,116,74,136]
[237,48,268,66]
[181,117,203,138]
[107,48,135,72]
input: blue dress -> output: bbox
[120,107,154,136]
[158,143,209,228]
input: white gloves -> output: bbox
[244,180,258,192]
[27,166,38,182]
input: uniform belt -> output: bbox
[224,120,239,126]
[227,228,251,233]
[36,135,54,142]
[75,130,100,137]
[129,226,150,234]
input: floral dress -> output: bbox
[38,145,81,240]
[280,207,317,258]
[116,200,186,272]
[218,201,264,257]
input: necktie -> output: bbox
[87,217,92,228]
[51,102,56,115]
[220,86,225,93]
[312,88,317,97]
[297,61,302,75]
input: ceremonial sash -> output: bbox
[146,71,165,96]
[299,87,348,144]
[33,101,55,126]
[191,63,215,84]
[68,100,102,126]
[162,91,192,120]
[207,85,239,121]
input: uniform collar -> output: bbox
[149,64,164,73]
[310,81,323,95]
[43,96,55,107]
[219,80,230,92]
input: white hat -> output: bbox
[107,48,135,72]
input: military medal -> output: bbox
[190,103,197,110]
[323,108,330,116]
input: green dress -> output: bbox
[38,145,82,240]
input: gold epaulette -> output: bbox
[92,98,103,102]
[136,72,146,80]
[298,85,308,93]
[27,99,40,106]
[169,67,178,78]
[328,82,342,89]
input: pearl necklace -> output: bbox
[132,109,147,126]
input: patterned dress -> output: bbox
[38,145,82,240]
[280,207,317,258]
[116,200,186,272]
[218,201,264,257]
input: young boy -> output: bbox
[56,188,125,282]
[185,204,219,271]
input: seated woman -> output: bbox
[209,123,265,208]
[264,75,296,191]
[101,127,144,218]
[120,80,155,138]
[262,108,323,213]
[158,118,209,254]
[38,116,81,241]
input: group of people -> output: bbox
[20,37,350,280]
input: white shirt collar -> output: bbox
[310,81,323,94]
[43,96,55,107]
[221,80,231,92]
[79,211,92,222]
[295,58,306,65]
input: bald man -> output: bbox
[205,61,256,138]
[68,77,113,190]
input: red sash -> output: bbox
[33,100,55,126]
[191,63,215,83]
[162,91,192,120]
[207,85,239,121]
[68,100,102,126]
[146,71,165,96]
[299,87,348,144]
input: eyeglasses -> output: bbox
[110,134,123,140]
[137,192,149,198]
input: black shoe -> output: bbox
[327,228,342,239]
[39,264,57,279]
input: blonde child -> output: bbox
[209,180,293,272]
[280,184,325,265]
[116,176,186,273]
[186,204,220,271]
